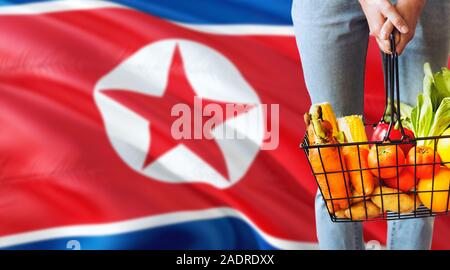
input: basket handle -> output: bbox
[380,33,410,142]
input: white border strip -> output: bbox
[0,0,294,36]
[0,0,125,15]
[0,207,318,250]
[174,23,294,36]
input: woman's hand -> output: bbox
[359,0,409,54]
[380,0,426,55]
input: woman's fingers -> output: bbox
[380,20,394,40]
[379,0,409,34]
[376,37,391,54]
[379,21,402,54]
[359,0,409,54]
[395,35,410,55]
[395,32,401,45]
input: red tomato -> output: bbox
[407,146,441,179]
[368,144,405,179]
[384,169,418,192]
[371,123,415,154]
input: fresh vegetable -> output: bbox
[417,167,450,212]
[383,169,418,192]
[437,128,450,168]
[370,186,417,213]
[411,64,450,146]
[337,115,375,196]
[423,63,450,111]
[371,122,414,154]
[334,210,347,219]
[382,101,414,131]
[342,147,375,196]
[368,145,405,179]
[350,190,365,204]
[344,201,381,220]
[338,115,368,148]
[406,146,441,179]
[311,102,339,138]
[305,105,351,212]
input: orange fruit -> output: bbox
[417,167,450,212]
[368,145,405,179]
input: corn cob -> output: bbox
[337,115,368,148]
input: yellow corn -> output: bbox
[310,102,339,137]
[337,115,368,148]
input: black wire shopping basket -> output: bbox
[301,35,450,222]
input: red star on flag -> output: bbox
[103,45,252,180]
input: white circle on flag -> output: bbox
[94,39,264,189]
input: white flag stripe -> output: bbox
[0,0,125,15]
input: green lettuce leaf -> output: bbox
[434,67,450,101]
[411,105,418,135]
[411,64,450,142]
[383,101,413,130]
[423,64,450,112]
[418,94,434,137]
[412,94,424,136]
[424,62,433,78]
[429,98,450,137]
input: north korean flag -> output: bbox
[0,0,449,250]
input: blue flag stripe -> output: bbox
[3,217,278,250]
[0,0,293,25]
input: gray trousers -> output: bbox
[292,0,450,250]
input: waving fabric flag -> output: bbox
[0,0,449,250]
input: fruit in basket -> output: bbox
[383,169,418,192]
[368,145,405,179]
[334,210,347,219]
[305,105,351,212]
[406,146,441,179]
[437,128,450,168]
[370,186,416,213]
[351,189,373,204]
[417,167,450,212]
[371,122,415,154]
[344,201,381,221]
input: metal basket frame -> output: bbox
[301,34,450,222]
